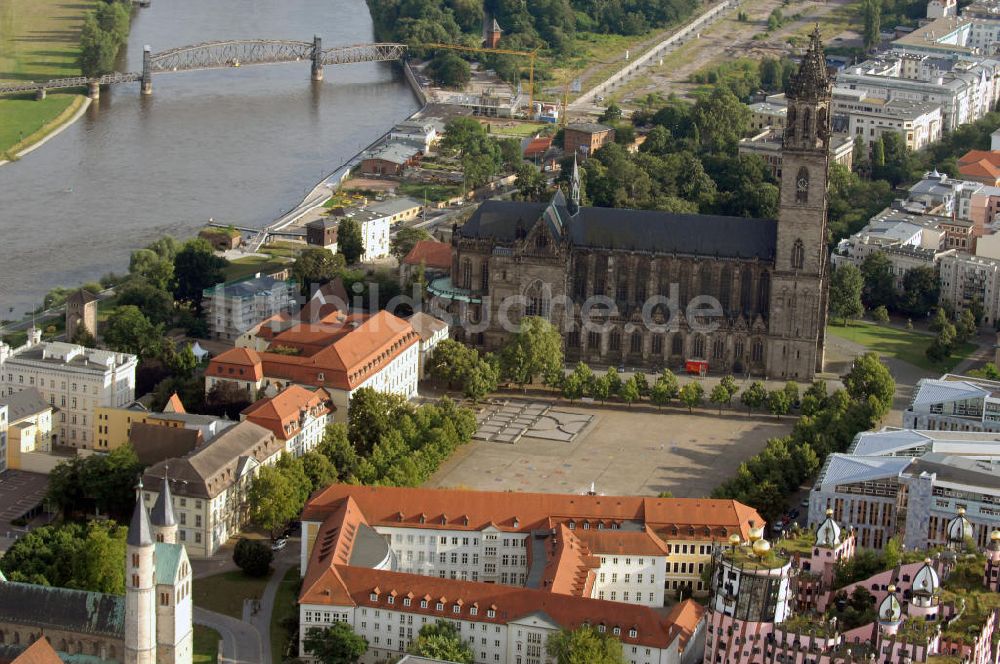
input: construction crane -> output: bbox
[424,43,540,113]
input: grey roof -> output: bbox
[349,523,392,568]
[366,196,424,217]
[815,454,911,489]
[363,142,421,165]
[7,343,136,374]
[150,411,230,427]
[910,378,990,408]
[905,453,1000,490]
[150,468,177,527]
[459,199,777,260]
[127,485,154,547]
[0,388,51,422]
[204,275,292,299]
[129,422,202,466]
[66,289,99,305]
[307,218,339,230]
[0,581,125,637]
[566,122,614,134]
[407,312,448,341]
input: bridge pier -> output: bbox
[86,80,100,100]
[35,88,46,101]
[141,45,152,95]
[311,35,323,81]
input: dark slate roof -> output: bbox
[150,469,177,527]
[0,582,126,637]
[459,200,777,260]
[0,388,50,422]
[129,422,202,467]
[566,122,614,134]
[127,487,154,547]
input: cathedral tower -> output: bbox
[126,481,157,664]
[767,28,831,379]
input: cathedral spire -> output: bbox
[787,26,830,101]
[127,478,153,548]
[569,154,581,215]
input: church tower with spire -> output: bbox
[151,469,177,545]
[125,481,157,664]
[767,27,832,379]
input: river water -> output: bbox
[0,0,418,317]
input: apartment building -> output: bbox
[296,485,742,664]
[241,385,333,456]
[737,130,854,178]
[847,98,943,152]
[938,252,1000,325]
[407,312,449,378]
[0,388,53,473]
[747,101,787,133]
[140,420,283,558]
[202,274,297,341]
[0,332,136,449]
[207,310,420,417]
[903,374,1000,431]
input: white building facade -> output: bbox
[202,275,297,341]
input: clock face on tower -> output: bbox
[797,177,809,191]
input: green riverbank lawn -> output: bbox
[0,0,96,154]
[826,321,976,373]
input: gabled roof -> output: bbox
[211,347,263,380]
[0,582,125,638]
[0,388,51,422]
[524,136,553,158]
[66,289,99,306]
[664,600,706,650]
[407,312,448,342]
[164,392,186,414]
[129,423,202,466]
[242,385,333,441]
[154,542,185,586]
[6,637,62,664]
[815,454,911,489]
[575,525,670,555]
[402,240,452,269]
[910,378,989,408]
[540,525,599,596]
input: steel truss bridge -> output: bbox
[0,38,407,97]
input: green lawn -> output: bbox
[826,320,976,372]
[192,570,273,620]
[270,567,301,664]
[484,121,550,138]
[193,625,221,664]
[0,0,96,155]
[222,256,292,283]
[398,182,464,203]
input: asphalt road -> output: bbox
[194,607,264,664]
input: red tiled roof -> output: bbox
[10,638,63,664]
[210,347,263,381]
[401,240,452,269]
[575,525,670,556]
[305,564,683,649]
[524,136,553,158]
[242,385,333,441]
[164,393,186,414]
[958,150,1000,182]
[300,498,367,606]
[665,599,705,650]
[302,484,761,540]
[541,524,599,596]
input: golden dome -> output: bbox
[924,557,932,564]
[887,584,897,593]
[991,530,1000,542]
[728,533,742,546]
[825,508,834,517]
[748,525,765,542]
[957,507,966,516]
[752,538,771,556]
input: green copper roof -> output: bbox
[155,542,184,586]
[0,581,125,637]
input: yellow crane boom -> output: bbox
[423,42,539,112]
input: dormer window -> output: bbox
[629,629,638,638]
[403,598,411,607]
[613,627,621,636]
[598,625,606,633]
[453,605,461,614]
[487,609,496,618]
[436,602,444,611]
[370,593,378,601]
[387,596,395,604]
[420,600,428,608]
[470,607,478,616]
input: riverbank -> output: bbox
[0,95,90,166]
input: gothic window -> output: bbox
[635,260,649,302]
[630,332,643,354]
[462,259,472,290]
[568,331,581,348]
[672,334,684,356]
[652,335,664,356]
[524,281,549,318]
[700,265,714,299]
[480,261,490,291]
[734,338,745,360]
[719,266,733,312]
[757,271,771,315]
[610,329,621,352]
[535,233,548,249]
[791,239,805,270]
[712,338,726,359]
[658,263,672,298]
[796,167,810,204]
[594,255,608,296]
[740,266,754,315]
[693,335,706,358]
[588,331,601,349]
[786,106,797,140]
[803,108,812,140]
[615,263,629,303]
[679,267,690,308]
[573,259,588,299]
[751,340,765,363]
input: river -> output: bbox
[0,0,418,318]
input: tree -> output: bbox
[620,375,640,407]
[301,450,338,491]
[498,316,563,389]
[767,389,790,419]
[829,264,865,325]
[589,373,611,403]
[291,247,346,296]
[860,253,896,310]
[678,382,704,413]
[102,305,163,358]
[863,0,881,50]
[348,387,409,455]
[0,521,126,594]
[843,352,895,418]
[233,538,273,577]
[173,238,228,310]
[515,162,548,201]
[336,217,365,265]
[720,375,739,404]
[303,623,368,664]
[599,102,623,123]
[247,465,306,539]
[117,280,175,326]
[710,383,730,414]
[955,308,977,343]
[46,444,142,521]
[968,362,1000,380]
[604,366,622,396]
[409,621,474,663]
[872,305,890,324]
[390,227,433,261]
[783,381,799,406]
[546,626,627,664]
[740,381,767,413]
[128,248,175,292]
[427,51,472,87]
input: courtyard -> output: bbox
[428,399,793,498]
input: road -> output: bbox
[245,558,297,664]
[194,607,264,664]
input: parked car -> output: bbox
[789,508,801,520]
[271,538,288,551]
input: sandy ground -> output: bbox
[427,399,793,498]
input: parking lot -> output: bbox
[428,399,793,498]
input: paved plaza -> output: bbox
[430,399,793,498]
[473,399,594,443]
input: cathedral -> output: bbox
[433,31,833,380]
[0,479,193,664]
